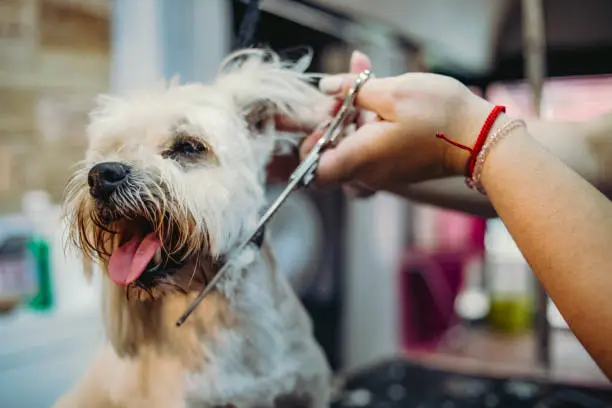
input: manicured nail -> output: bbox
[351,50,371,71]
[350,50,366,64]
[319,76,343,94]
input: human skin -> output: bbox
[274,51,612,379]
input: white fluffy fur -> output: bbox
[56,49,334,408]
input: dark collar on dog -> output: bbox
[250,224,265,248]
[176,222,265,327]
[214,225,264,269]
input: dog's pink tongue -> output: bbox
[108,232,160,286]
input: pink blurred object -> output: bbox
[434,209,485,252]
[398,248,466,350]
[398,207,486,351]
[469,216,487,253]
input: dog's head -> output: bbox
[64,49,330,304]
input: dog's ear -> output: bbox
[215,48,332,138]
[241,99,276,137]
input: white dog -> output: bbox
[56,49,334,408]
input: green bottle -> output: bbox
[22,191,54,312]
[26,235,53,310]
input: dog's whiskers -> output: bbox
[126,281,156,301]
[187,255,201,290]
[141,284,155,300]
[56,45,335,406]
[156,278,188,294]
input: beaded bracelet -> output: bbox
[437,106,507,179]
[466,118,527,194]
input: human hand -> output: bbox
[331,51,378,198]
[299,54,496,192]
[268,51,377,198]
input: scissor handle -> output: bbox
[175,70,375,327]
[324,69,373,146]
[345,70,373,105]
[289,69,374,188]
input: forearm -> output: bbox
[390,114,612,217]
[482,122,612,379]
[386,177,498,217]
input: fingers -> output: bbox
[274,114,312,133]
[314,121,399,185]
[319,74,395,117]
[292,50,396,188]
[266,154,299,182]
[276,51,374,133]
[349,50,372,73]
[298,128,324,159]
[349,51,376,129]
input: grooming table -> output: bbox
[331,356,612,408]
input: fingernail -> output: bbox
[350,50,371,71]
[319,76,343,94]
[350,50,366,64]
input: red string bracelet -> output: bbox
[436,105,506,181]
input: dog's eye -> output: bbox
[174,140,205,155]
[164,138,207,160]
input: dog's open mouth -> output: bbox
[107,220,184,287]
[108,230,161,285]
[85,209,220,297]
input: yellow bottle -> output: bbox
[485,219,534,334]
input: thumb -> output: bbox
[314,121,399,185]
[349,51,377,128]
[298,127,325,160]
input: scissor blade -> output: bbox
[257,176,303,229]
[176,260,231,326]
[176,176,303,326]
[176,70,374,326]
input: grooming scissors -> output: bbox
[176,69,373,326]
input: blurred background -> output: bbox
[1,0,612,406]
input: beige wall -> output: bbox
[0,0,110,212]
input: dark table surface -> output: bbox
[331,357,612,408]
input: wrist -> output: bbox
[469,115,527,193]
[443,97,514,177]
[479,125,535,192]
[442,96,495,176]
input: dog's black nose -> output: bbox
[88,162,130,200]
